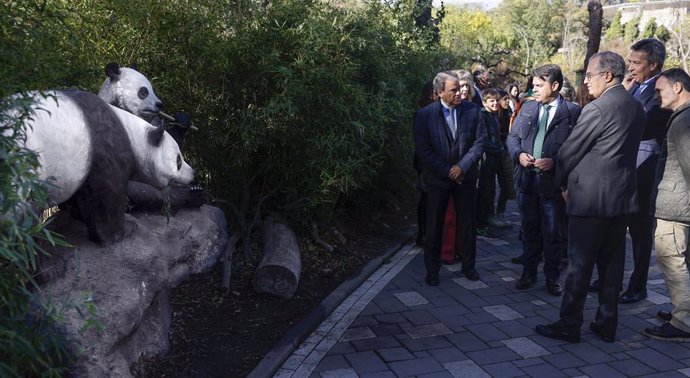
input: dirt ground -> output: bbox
[133,193,417,377]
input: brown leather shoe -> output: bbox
[657,311,672,321]
[644,322,690,342]
[516,271,537,290]
[546,279,563,296]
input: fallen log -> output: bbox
[253,219,301,299]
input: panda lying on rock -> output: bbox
[19,90,195,244]
[97,62,205,212]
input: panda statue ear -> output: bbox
[129,62,138,71]
[105,62,121,82]
[147,125,166,147]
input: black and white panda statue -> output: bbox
[98,62,163,122]
[97,62,204,212]
[19,90,194,244]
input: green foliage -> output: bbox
[624,16,640,42]
[605,11,624,41]
[0,94,75,376]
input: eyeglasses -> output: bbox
[585,71,608,80]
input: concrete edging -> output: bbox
[247,226,416,378]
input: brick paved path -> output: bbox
[275,205,690,378]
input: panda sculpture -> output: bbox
[98,62,163,122]
[21,90,194,244]
[97,62,204,212]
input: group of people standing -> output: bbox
[413,38,690,343]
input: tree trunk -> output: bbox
[252,218,301,299]
[584,0,603,71]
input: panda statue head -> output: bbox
[98,62,163,122]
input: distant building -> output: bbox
[603,0,690,31]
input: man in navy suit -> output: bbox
[413,71,487,286]
[535,52,645,343]
[618,38,673,304]
[507,64,581,296]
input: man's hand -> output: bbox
[519,152,535,168]
[449,164,463,181]
[534,157,554,171]
[561,189,568,202]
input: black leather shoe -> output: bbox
[546,279,563,296]
[535,322,581,343]
[619,290,647,304]
[657,311,672,321]
[587,279,599,293]
[589,321,615,343]
[461,268,480,281]
[425,274,440,287]
[516,271,537,290]
[644,322,690,342]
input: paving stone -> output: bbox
[416,371,454,378]
[465,311,500,325]
[315,355,351,372]
[444,264,463,272]
[376,347,415,362]
[401,335,454,351]
[414,351,431,358]
[361,302,384,316]
[344,351,388,374]
[580,363,630,378]
[647,279,665,285]
[466,346,520,365]
[466,323,510,342]
[427,346,467,363]
[627,347,685,370]
[394,291,430,307]
[372,297,408,313]
[646,290,671,305]
[483,304,524,321]
[430,297,462,307]
[319,368,359,378]
[329,342,356,355]
[645,338,690,359]
[452,277,489,290]
[442,360,491,378]
[531,300,547,306]
[340,327,376,342]
[501,337,550,359]
[494,323,536,338]
[519,363,567,378]
[369,323,402,337]
[375,313,407,324]
[404,323,453,339]
[481,361,524,378]
[359,371,397,378]
[351,316,378,328]
[401,309,439,325]
[512,357,546,367]
[562,342,615,364]
[610,358,657,376]
[539,351,586,369]
[445,331,490,352]
[351,335,401,351]
[388,357,445,376]
[680,367,690,377]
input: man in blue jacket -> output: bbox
[413,71,487,286]
[507,64,581,296]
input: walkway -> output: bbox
[274,206,690,378]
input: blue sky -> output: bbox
[433,0,503,10]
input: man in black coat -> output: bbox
[535,52,645,343]
[507,64,581,296]
[619,38,673,304]
[413,71,487,286]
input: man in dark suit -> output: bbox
[535,52,645,343]
[507,64,581,296]
[619,38,673,304]
[413,71,487,286]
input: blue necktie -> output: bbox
[446,107,456,139]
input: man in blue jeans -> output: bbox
[507,64,581,296]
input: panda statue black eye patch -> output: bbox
[138,87,149,99]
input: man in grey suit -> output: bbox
[535,52,645,343]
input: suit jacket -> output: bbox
[507,97,581,198]
[630,78,672,145]
[555,84,646,217]
[413,100,487,190]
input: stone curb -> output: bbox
[247,226,416,378]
